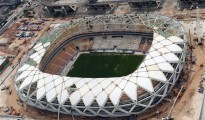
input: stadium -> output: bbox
[14,14,186,117]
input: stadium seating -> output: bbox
[44,38,94,74]
[138,37,152,52]
[44,36,152,75]
[44,63,63,74]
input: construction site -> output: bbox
[0,0,205,120]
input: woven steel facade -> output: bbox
[14,14,186,117]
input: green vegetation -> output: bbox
[67,53,144,78]
[41,36,49,44]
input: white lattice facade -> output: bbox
[14,14,186,117]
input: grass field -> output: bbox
[67,53,144,78]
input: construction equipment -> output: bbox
[198,87,204,93]
[201,71,205,81]
[196,6,203,45]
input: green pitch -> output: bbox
[67,53,144,78]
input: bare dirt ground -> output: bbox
[169,20,205,120]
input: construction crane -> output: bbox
[162,86,184,120]
[196,6,203,45]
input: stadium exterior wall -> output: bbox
[14,14,187,117]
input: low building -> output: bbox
[0,56,9,72]
[41,0,87,16]
[0,38,9,45]
[41,0,163,16]
[85,0,162,11]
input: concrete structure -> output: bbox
[0,2,26,35]
[178,0,205,8]
[128,0,162,9]
[14,14,186,117]
[41,0,87,16]
[41,0,163,16]
[0,0,21,25]
[86,0,162,11]
[0,0,20,19]
[0,0,20,8]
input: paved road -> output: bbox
[199,94,205,120]
[0,64,18,86]
[0,3,27,35]
[0,115,22,120]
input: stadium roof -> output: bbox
[16,32,183,106]
[14,14,186,117]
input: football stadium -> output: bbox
[14,14,186,117]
